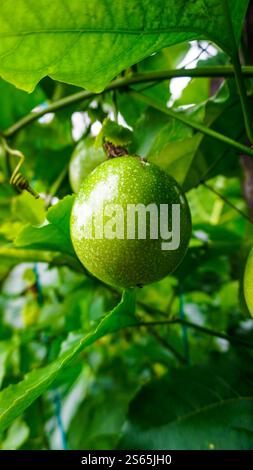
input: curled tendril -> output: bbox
[0,137,39,199]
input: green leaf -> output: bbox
[0,289,137,432]
[12,192,46,226]
[174,77,210,107]
[15,195,75,256]
[117,43,190,127]
[96,119,133,147]
[132,106,204,185]
[147,115,203,185]
[67,366,138,450]
[139,43,190,73]
[0,79,45,130]
[0,0,248,92]
[0,417,29,450]
[136,82,247,191]
[119,353,253,450]
[183,82,246,191]
[0,341,14,389]
[132,107,170,157]
[0,246,82,273]
[14,118,73,188]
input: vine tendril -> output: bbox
[0,136,39,199]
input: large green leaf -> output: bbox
[119,353,253,450]
[0,0,248,92]
[0,289,137,432]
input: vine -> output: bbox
[130,91,253,158]
[2,66,253,142]
[0,136,39,198]
[222,0,253,144]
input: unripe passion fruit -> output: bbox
[244,247,253,317]
[71,156,191,288]
[69,137,106,193]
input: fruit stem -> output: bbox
[103,140,129,158]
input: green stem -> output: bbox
[202,181,253,224]
[130,91,253,158]
[136,319,253,350]
[222,0,253,144]
[150,329,188,364]
[2,66,253,138]
[233,58,253,143]
[46,164,69,205]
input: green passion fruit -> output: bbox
[71,156,192,288]
[69,137,106,193]
[244,247,253,317]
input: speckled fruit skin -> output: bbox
[244,247,253,317]
[69,137,106,193]
[71,156,191,288]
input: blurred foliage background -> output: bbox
[0,0,253,450]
